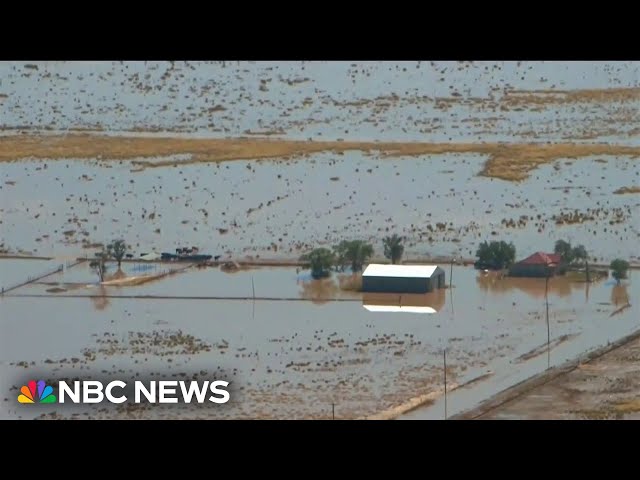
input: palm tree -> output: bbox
[383,234,404,264]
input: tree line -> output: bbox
[89,240,129,281]
[474,238,629,283]
[94,234,630,286]
[301,235,630,284]
[300,235,404,279]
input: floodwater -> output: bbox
[1,61,639,419]
[1,153,638,263]
[18,262,361,300]
[0,258,61,290]
[1,61,639,143]
[0,262,636,419]
[1,62,639,263]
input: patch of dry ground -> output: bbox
[614,186,640,195]
[2,134,640,182]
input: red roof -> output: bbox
[518,252,562,266]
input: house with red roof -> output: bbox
[509,251,567,278]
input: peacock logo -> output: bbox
[18,380,57,404]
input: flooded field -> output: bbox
[1,61,639,143]
[0,62,638,263]
[1,61,638,419]
[0,262,637,419]
[1,153,638,263]
[0,258,62,291]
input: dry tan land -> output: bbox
[2,134,640,181]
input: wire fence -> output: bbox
[4,293,363,301]
[1,259,86,295]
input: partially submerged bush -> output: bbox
[300,248,335,279]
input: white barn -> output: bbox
[362,264,446,294]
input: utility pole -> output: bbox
[545,274,550,369]
[449,258,455,289]
[332,403,335,420]
[444,350,448,420]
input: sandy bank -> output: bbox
[363,383,458,420]
[99,274,166,286]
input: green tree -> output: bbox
[89,250,109,282]
[572,245,588,263]
[475,240,516,270]
[383,234,404,264]
[555,240,589,266]
[107,239,128,268]
[571,244,590,280]
[300,248,335,279]
[334,240,374,273]
[554,240,574,264]
[610,259,630,284]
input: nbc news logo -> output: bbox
[17,379,230,404]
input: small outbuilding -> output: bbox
[362,264,446,294]
[509,252,565,278]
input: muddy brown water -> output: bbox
[1,61,638,142]
[1,61,639,264]
[1,153,638,264]
[1,263,636,419]
[0,61,638,418]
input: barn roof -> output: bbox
[362,264,441,278]
[518,252,562,265]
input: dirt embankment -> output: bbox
[1,134,640,182]
[454,328,640,420]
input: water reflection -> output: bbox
[362,289,446,314]
[89,285,110,311]
[476,272,589,299]
[298,274,362,304]
[105,268,127,281]
[611,284,630,307]
[298,278,340,304]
